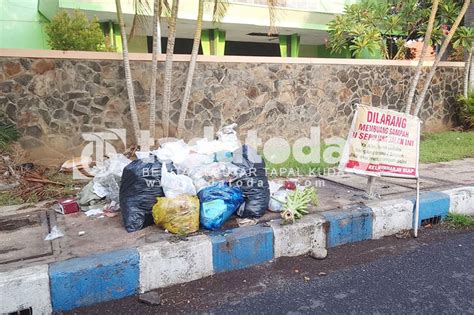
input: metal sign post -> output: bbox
[414,177,420,237]
[340,104,422,238]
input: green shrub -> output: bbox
[457,92,474,129]
[45,10,106,51]
[0,123,20,150]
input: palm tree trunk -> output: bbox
[470,46,474,92]
[413,0,470,117]
[176,0,204,138]
[149,0,160,142]
[156,12,162,54]
[162,0,179,138]
[405,0,439,115]
[115,0,141,145]
[465,46,473,98]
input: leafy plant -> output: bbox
[327,0,468,60]
[452,26,474,50]
[0,123,20,150]
[457,92,474,129]
[280,186,318,224]
[45,10,106,51]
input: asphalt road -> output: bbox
[65,227,474,314]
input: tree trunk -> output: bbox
[149,0,160,143]
[466,46,474,97]
[162,0,179,138]
[176,0,204,138]
[156,12,162,54]
[414,0,471,117]
[405,0,439,115]
[115,0,141,145]
[469,46,474,90]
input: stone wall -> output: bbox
[0,53,464,165]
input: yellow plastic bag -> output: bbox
[152,195,200,235]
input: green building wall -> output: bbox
[299,44,352,58]
[0,0,50,49]
[0,0,368,60]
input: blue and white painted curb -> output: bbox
[0,186,473,313]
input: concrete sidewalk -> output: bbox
[1,158,473,313]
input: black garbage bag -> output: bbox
[120,156,175,232]
[231,145,270,218]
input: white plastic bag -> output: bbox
[135,151,152,159]
[216,123,240,152]
[189,162,242,192]
[44,225,64,241]
[269,189,288,212]
[90,154,131,177]
[161,163,196,198]
[269,181,283,195]
[175,153,214,174]
[190,138,224,155]
[153,140,190,164]
[86,154,132,202]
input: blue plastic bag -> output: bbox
[198,183,244,231]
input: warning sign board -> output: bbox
[339,104,421,178]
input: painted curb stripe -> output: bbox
[210,225,274,273]
[269,215,327,258]
[49,248,139,311]
[442,187,474,216]
[138,235,214,293]
[6,186,469,311]
[0,265,52,314]
[322,205,373,248]
[368,199,414,239]
[406,191,450,226]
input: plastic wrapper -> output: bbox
[92,174,121,202]
[189,162,243,192]
[120,156,175,232]
[152,195,200,235]
[44,225,64,241]
[153,140,190,164]
[216,123,240,152]
[80,154,132,203]
[269,189,289,212]
[161,163,196,198]
[231,145,270,218]
[190,138,226,155]
[175,153,214,174]
[77,181,102,206]
[198,183,244,231]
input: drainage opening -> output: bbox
[421,216,442,226]
[8,307,32,315]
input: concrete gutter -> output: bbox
[0,186,473,313]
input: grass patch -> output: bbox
[264,131,474,175]
[0,191,23,206]
[263,144,338,177]
[444,213,474,229]
[420,131,474,163]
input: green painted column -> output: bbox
[214,29,226,56]
[279,35,289,57]
[113,23,123,52]
[290,33,300,58]
[108,21,115,50]
[279,34,299,57]
[201,29,211,55]
[201,29,226,56]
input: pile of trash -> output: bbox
[66,124,317,235]
[120,124,271,234]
